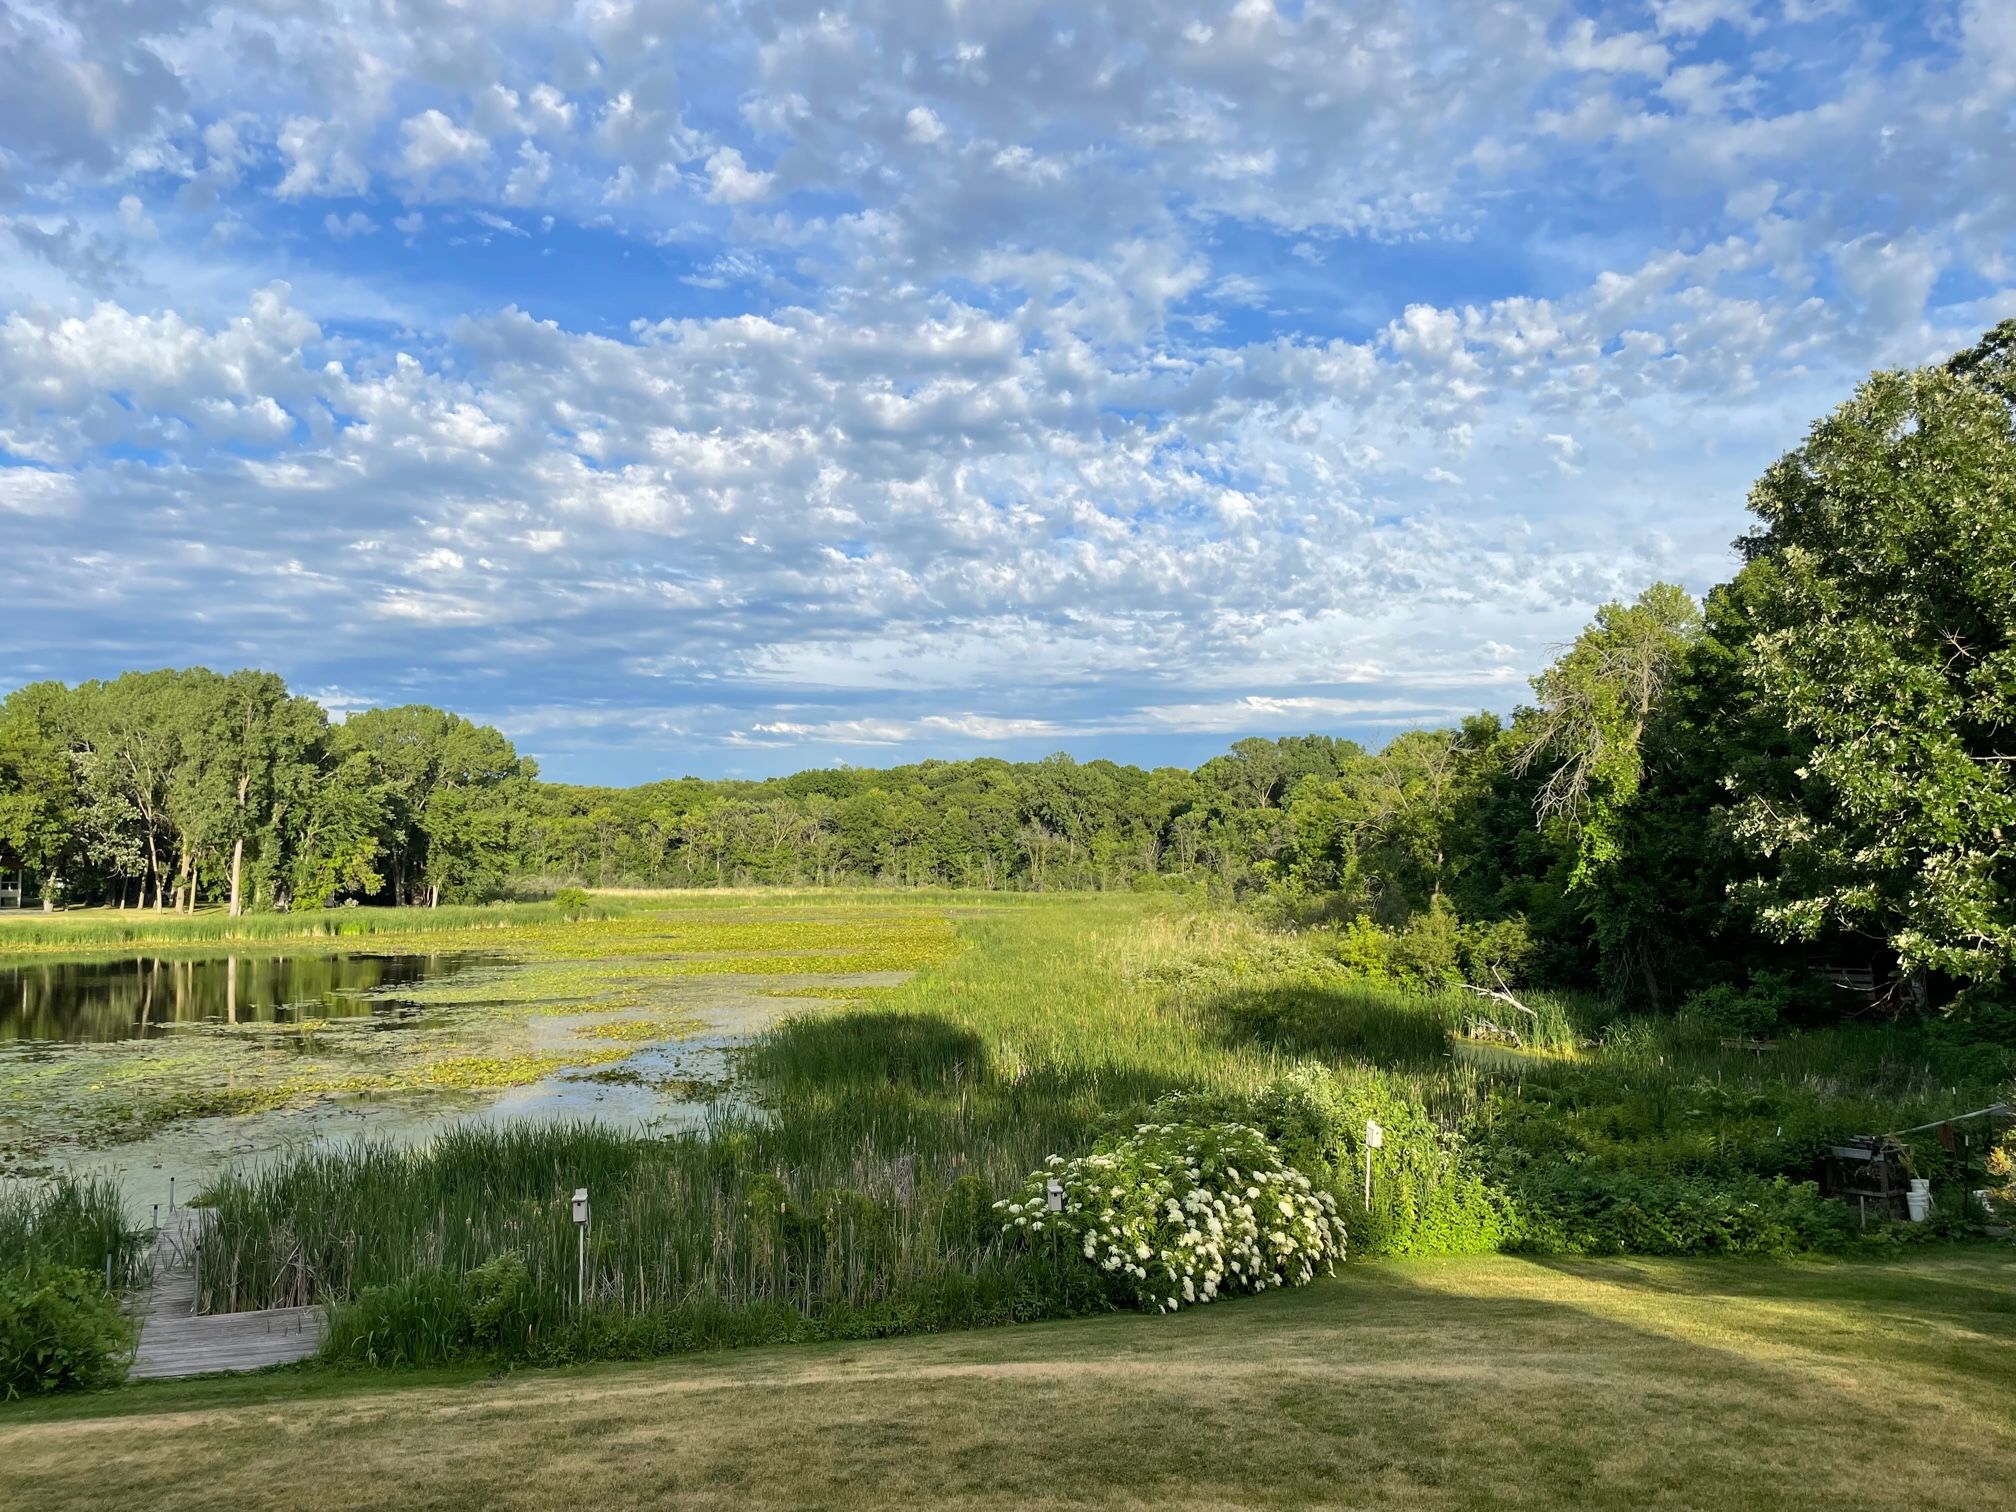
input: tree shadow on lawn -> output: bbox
[1514,1250,2016,1389]
[1199,979,1465,1071]
[926,1258,2016,1512]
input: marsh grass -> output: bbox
[0,1178,146,1287]
[0,901,620,956]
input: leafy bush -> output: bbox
[1988,1130,2015,1212]
[1679,970,1841,1038]
[553,886,591,913]
[465,1252,537,1356]
[1152,1064,1512,1257]
[1504,1171,1859,1258]
[998,1121,1345,1313]
[0,1263,134,1397]
[1317,903,1536,991]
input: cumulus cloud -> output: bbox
[399,109,491,186]
[703,147,773,205]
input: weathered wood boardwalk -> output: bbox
[130,1210,325,1380]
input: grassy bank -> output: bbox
[5,1254,2012,1511]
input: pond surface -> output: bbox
[0,952,494,1045]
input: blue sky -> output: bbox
[2,0,2012,783]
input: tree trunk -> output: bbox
[228,771,251,917]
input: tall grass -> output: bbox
[0,900,620,955]
[0,1178,147,1287]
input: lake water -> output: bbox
[0,952,494,1045]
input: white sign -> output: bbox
[1365,1120,1384,1149]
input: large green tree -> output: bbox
[0,682,83,907]
[1732,322,2016,991]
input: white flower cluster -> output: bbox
[997,1121,1346,1314]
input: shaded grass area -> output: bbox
[3,1254,2012,1511]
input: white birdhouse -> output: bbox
[571,1187,591,1226]
[1045,1177,1065,1213]
[1365,1120,1384,1149]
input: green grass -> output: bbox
[3,1253,2012,1511]
[0,1178,145,1288]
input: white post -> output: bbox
[1363,1120,1384,1208]
[571,1186,591,1308]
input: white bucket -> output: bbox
[1906,1189,1932,1223]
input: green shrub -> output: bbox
[465,1252,537,1357]
[325,1269,476,1368]
[1504,1171,1859,1258]
[0,1263,134,1397]
[1154,1064,1511,1258]
[553,886,591,913]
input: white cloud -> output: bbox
[1649,0,1762,36]
[399,109,491,182]
[704,147,774,205]
[276,116,368,198]
[324,211,377,239]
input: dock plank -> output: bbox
[130,1210,326,1380]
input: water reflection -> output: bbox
[0,953,492,1045]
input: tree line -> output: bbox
[4,323,2014,1029]
[0,674,533,914]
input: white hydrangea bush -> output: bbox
[997,1121,1346,1313]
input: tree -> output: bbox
[335,706,535,905]
[0,683,83,908]
[1731,324,2016,990]
[1512,583,1703,988]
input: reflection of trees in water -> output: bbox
[0,954,476,1044]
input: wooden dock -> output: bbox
[130,1210,326,1380]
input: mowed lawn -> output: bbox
[4,1252,2010,1512]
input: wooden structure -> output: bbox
[130,1209,325,1380]
[1820,1136,1912,1225]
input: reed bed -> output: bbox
[0,1178,147,1287]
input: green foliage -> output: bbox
[1504,1171,1858,1257]
[1732,327,2016,987]
[0,1178,145,1283]
[1150,1065,1513,1258]
[552,885,591,913]
[0,1263,133,1397]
